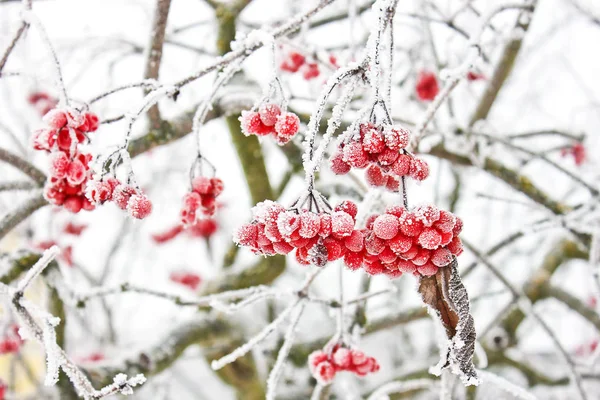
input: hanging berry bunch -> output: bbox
[279,49,321,80]
[0,324,23,355]
[331,121,430,191]
[308,345,380,384]
[31,108,100,213]
[239,76,301,145]
[180,156,223,226]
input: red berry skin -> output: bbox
[431,247,453,267]
[409,157,430,181]
[332,347,352,369]
[344,230,364,252]
[452,217,463,236]
[85,113,99,132]
[234,223,258,247]
[64,196,83,213]
[274,112,300,143]
[330,152,351,175]
[362,127,385,154]
[365,165,387,187]
[434,210,456,233]
[378,247,397,263]
[49,151,69,179]
[289,52,306,69]
[377,147,400,166]
[302,63,320,80]
[323,237,344,261]
[299,211,321,238]
[365,232,386,255]
[43,109,67,129]
[385,205,406,218]
[418,228,442,250]
[192,177,212,195]
[416,71,440,101]
[343,141,369,168]
[334,200,358,220]
[386,176,400,192]
[412,248,431,266]
[344,251,363,270]
[383,126,410,150]
[66,159,86,186]
[373,214,400,240]
[397,259,417,273]
[331,211,354,237]
[447,236,464,256]
[273,241,294,255]
[389,234,412,254]
[258,103,281,126]
[319,214,332,237]
[113,185,138,210]
[314,361,336,384]
[418,262,438,276]
[128,194,153,219]
[308,350,329,371]
[391,154,411,176]
[399,213,424,237]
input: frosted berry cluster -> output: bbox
[234,199,364,267]
[170,270,202,291]
[308,345,380,384]
[330,123,430,191]
[31,108,100,213]
[280,51,320,80]
[180,176,223,226]
[354,204,463,277]
[0,325,23,355]
[86,177,153,219]
[240,103,300,145]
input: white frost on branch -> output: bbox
[477,370,538,400]
[366,379,438,400]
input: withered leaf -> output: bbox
[418,258,479,385]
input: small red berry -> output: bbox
[330,152,351,175]
[112,184,138,210]
[127,194,153,219]
[409,157,430,181]
[416,71,439,101]
[373,214,399,240]
[258,103,281,126]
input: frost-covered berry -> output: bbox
[66,159,87,185]
[85,113,99,132]
[418,262,438,276]
[383,125,410,150]
[399,213,423,237]
[49,151,69,179]
[330,152,351,175]
[31,128,55,151]
[386,176,400,192]
[376,147,399,166]
[331,211,354,237]
[127,194,153,219]
[365,232,386,255]
[332,347,352,369]
[391,154,411,176]
[277,211,301,238]
[344,251,363,270]
[240,110,272,136]
[452,217,463,236]
[113,184,138,210]
[152,225,184,244]
[431,247,453,267]
[362,127,385,153]
[343,141,369,168]
[192,176,212,195]
[447,236,463,256]
[409,157,430,181]
[414,204,441,227]
[365,164,387,187]
[43,109,67,129]
[397,259,417,273]
[344,230,364,252]
[334,200,358,220]
[412,248,431,266]
[389,234,412,254]
[323,237,343,261]
[373,214,399,240]
[418,228,442,250]
[258,103,281,126]
[210,177,224,197]
[434,210,456,233]
[86,179,113,204]
[314,361,336,384]
[274,112,300,144]
[299,212,321,238]
[234,223,258,247]
[319,213,332,237]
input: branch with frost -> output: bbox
[1,246,146,399]
[0,0,31,75]
[0,147,47,185]
[0,192,47,241]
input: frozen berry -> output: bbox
[330,152,351,175]
[331,211,354,237]
[409,157,429,181]
[113,184,138,210]
[391,154,411,176]
[362,127,385,153]
[66,159,86,185]
[49,151,69,179]
[418,228,442,250]
[365,165,387,187]
[43,109,67,129]
[274,112,300,143]
[299,211,321,238]
[258,103,281,126]
[373,214,399,240]
[334,200,358,220]
[416,71,439,101]
[127,194,153,219]
[383,125,410,150]
[343,141,369,168]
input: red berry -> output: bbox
[330,152,351,175]
[452,217,463,236]
[373,214,399,240]
[314,361,336,384]
[334,200,358,220]
[362,127,385,153]
[414,204,440,227]
[319,213,332,237]
[274,112,300,144]
[299,212,321,238]
[385,206,406,218]
[391,154,411,176]
[192,177,212,195]
[66,159,86,185]
[383,125,410,150]
[49,151,69,179]
[397,259,417,273]
[85,113,99,132]
[365,165,387,187]
[170,271,202,290]
[418,228,442,250]
[399,212,424,236]
[113,184,138,210]
[43,109,67,129]
[64,222,87,235]
[344,230,364,252]
[344,251,363,270]
[376,147,399,166]
[418,262,438,276]
[240,111,272,136]
[386,176,400,192]
[416,71,439,101]
[234,223,258,247]
[31,128,55,151]
[331,211,354,237]
[378,247,397,264]
[409,157,430,181]
[431,247,453,267]
[258,103,281,126]
[434,210,456,233]
[389,234,412,254]
[308,350,328,371]
[343,141,369,168]
[447,236,464,256]
[365,232,386,255]
[332,347,352,369]
[210,178,224,197]
[323,237,344,261]
[412,248,431,266]
[64,196,83,213]
[273,241,294,255]
[127,194,153,219]
[277,211,301,238]
[302,63,320,80]
[86,180,113,204]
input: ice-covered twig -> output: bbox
[15,246,60,294]
[265,301,306,400]
[0,0,32,75]
[211,299,302,370]
[88,80,160,105]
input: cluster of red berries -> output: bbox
[152,219,218,244]
[0,325,23,355]
[308,345,379,384]
[32,108,100,213]
[416,70,440,101]
[353,204,463,277]
[180,176,223,225]
[28,91,58,116]
[170,270,202,291]
[86,177,153,219]
[331,123,430,190]
[240,104,301,145]
[280,51,321,80]
[234,199,366,268]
